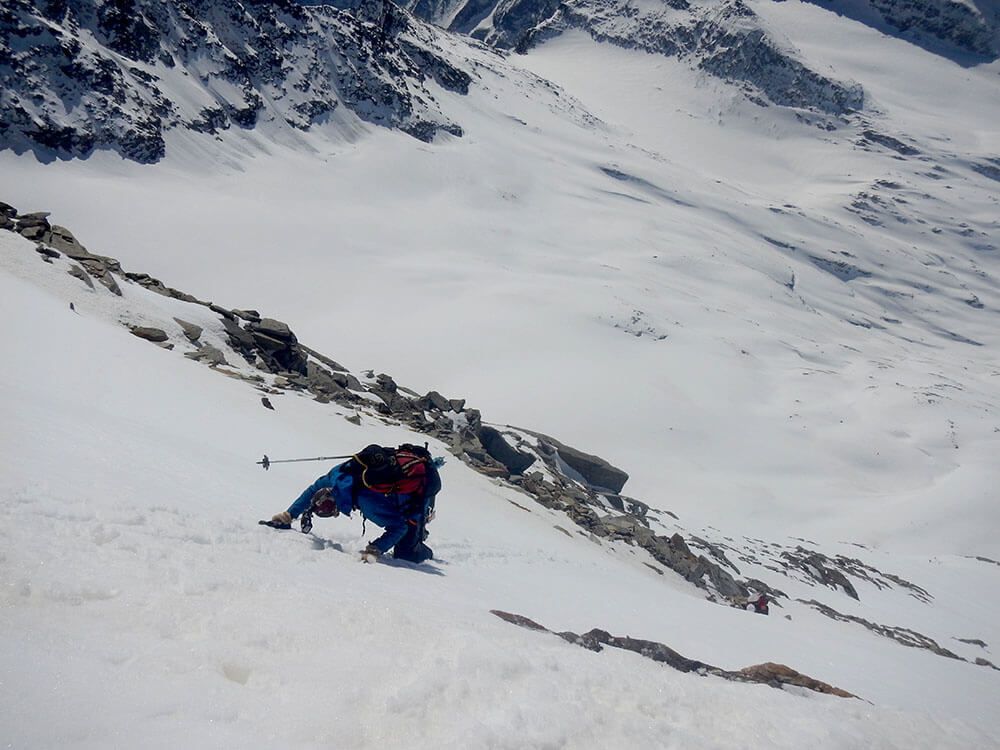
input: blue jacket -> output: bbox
[287,460,441,553]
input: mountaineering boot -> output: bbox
[392,518,433,563]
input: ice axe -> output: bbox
[257,453,353,471]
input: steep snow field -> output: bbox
[515,27,1000,552]
[3,9,998,552]
[3,1,1000,745]
[2,232,998,748]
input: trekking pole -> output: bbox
[257,454,353,471]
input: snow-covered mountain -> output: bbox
[0,0,471,161]
[2,0,999,746]
[3,0,999,163]
[400,0,1000,61]
[423,0,871,114]
[3,0,942,162]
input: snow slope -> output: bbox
[4,13,999,551]
[2,0,1000,745]
[2,229,998,748]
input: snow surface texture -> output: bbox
[2,0,1000,746]
[3,228,999,748]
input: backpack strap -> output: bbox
[344,457,362,511]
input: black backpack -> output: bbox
[346,443,435,512]
[351,443,432,492]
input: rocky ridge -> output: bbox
[1,0,872,164]
[491,609,858,698]
[398,0,867,116]
[813,0,1000,61]
[0,0,469,162]
[2,200,996,673]
[403,0,999,62]
[5,0,998,163]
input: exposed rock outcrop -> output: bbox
[246,318,309,374]
[649,533,748,600]
[184,345,228,366]
[506,457,750,602]
[68,264,94,288]
[490,610,858,698]
[799,599,966,662]
[1,0,468,162]
[408,0,865,115]
[129,326,169,343]
[35,244,59,262]
[783,547,860,600]
[807,0,1000,61]
[517,428,629,492]
[128,273,201,303]
[737,662,856,698]
[477,425,536,475]
[1,0,880,166]
[173,318,203,343]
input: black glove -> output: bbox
[259,511,292,530]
